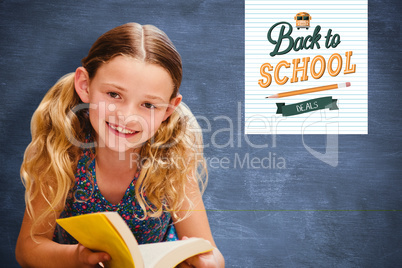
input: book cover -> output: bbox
[56,212,213,268]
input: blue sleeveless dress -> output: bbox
[53,149,178,244]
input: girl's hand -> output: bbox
[74,243,111,268]
[178,237,220,268]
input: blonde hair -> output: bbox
[137,102,207,220]
[21,23,207,237]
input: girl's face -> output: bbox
[76,55,181,153]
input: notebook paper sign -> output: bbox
[245,0,368,134]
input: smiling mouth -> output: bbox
[107,122,139,136]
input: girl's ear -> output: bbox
[74,67,90,103]
[163,94,182,121]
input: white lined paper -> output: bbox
[245,0,368,134]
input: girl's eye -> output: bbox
[107,92,121,99]
[143,103,156,109]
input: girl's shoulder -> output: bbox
[75,148,94,167]
[74,132,96,162]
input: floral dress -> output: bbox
[53,149,178,244]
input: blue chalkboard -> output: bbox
[1,0,401,267]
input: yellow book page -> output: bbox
[56,213,135,268]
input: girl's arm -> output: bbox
[15,194,110,268]
[173,181,225,268]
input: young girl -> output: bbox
[16,23,224,268]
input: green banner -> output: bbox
[276,96,338,116]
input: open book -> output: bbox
[56,212,213,268]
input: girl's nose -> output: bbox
[115,101,140,118]
[115,104,147,129]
